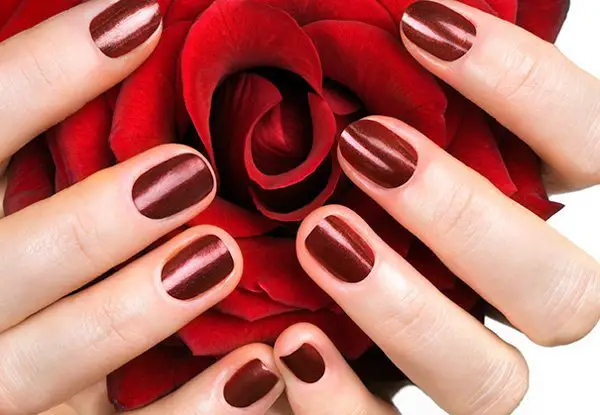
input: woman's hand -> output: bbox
[0,1,285,414]
[273,1,600,414]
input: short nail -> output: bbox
[281,344,325,384]
[401,0,476,62]
[91,0,161,58]
[305,216,374,283]
[133,153,214,220]
[161,235,234,301]
[223,359,279,408]
[340,119,418,189]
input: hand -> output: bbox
[271,1,600,414]
[0,1,285,414]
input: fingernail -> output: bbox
[401,0,476,62]
[161,235,234,301]
[305,216,374,283]
[91,0,161,58]
[281,344,325,384]
[223,359,279,408]
[133,153,214,220]
[339,119,418,189]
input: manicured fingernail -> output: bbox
[305,216,374,283]
[133,153,214,220]
[401,0,476,62]
[91,0,161,58]
[281,344,325,384]
[161,235,234,301]
[223,359,279,408]
[340,119,418,189]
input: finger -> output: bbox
[400,0,600,189]
[0,144,216,332]
[297,206,530,415]
[0,0,162,161]
[337,116,600,345]
[0,226,242,414]
[274,323,398,415]
[130,344,283,415]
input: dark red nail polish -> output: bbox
[340,119,418,189]
[305,216,374,283]
[281,344,325,384]
[402,0,476,62]
[132,153,213,220]
[91,0,161,58]
[223,359,279,408]
[161,235,234,301]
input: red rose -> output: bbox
[2,0,568,411]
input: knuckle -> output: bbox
[489,41,547,102]
[18,40,69,92]
[63,207,112,271]
[89,295,142,354]
[431,181,491,256]
[466,354,529,415]
[530,265,600,346]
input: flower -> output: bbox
[2,0,568,411]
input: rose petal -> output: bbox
[323,80,364,116]
[340,186,413,257]
[406,240,457,292]
[110,22,192,161]
[182,0,323,162]
[250,156,343,221]
[447,105,517,196]
[214,289,298,322]
[247,93,336,190]
[3,138,55,215]
[0,0,80,41]
[517,0,570,41]
[179,310,372,359]
[237,237,334,310]
[107,345,214,411]
[259,0,397,35]
[498,129,563,219]
[164,0,215,24]
[46,96,114,188]
[485,0,518,21]
[187,197,279,238]
[0,0,21,32]
[305,20,448,146]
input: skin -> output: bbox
[0,0,598,414]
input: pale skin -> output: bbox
[0,0,598,414]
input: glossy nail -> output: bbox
[132,153,213,220]
[281,344,325,384]
[91,0,161,58]
[305,216,374,283]
[223,359,279,408]
[402,0,476,62]
[161,235,233,301]
[340,119,418,189]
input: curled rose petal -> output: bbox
[237,237,334,310]
[181,0,323,162]
[164,0,215,24]
[305,20,448,146]
[107,345,214,411]
[179,310,372,359]
[46,96,114,188]
[187,197,279,238]
[447,106,517,196]
[260,0,397,35]
[110,22,192,161]
[214,289,298,322]
[3,138,55,215]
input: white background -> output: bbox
[395,1,600,413]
